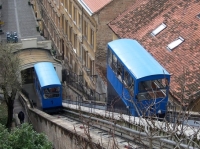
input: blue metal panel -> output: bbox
[107,65,139,116]
[108,39,170,79]
[42,99,62,109]
[34,62,61,87]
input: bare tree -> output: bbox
[63,65,200,148]
[109,71,200,148]
[0,42,22,129]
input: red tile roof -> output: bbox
[81,0,112,14]
[108,0,200,104]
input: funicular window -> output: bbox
[112,54,117,74]
[110,52,123,82]
[117,60,123,82]
[43,87,60,99]
[36,78,42,95]
[107,49,112,66]
[123,70,134,96]
[37,83,40,92]
[137,79,167,100]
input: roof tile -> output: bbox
[81,0,112,13]
[108,0,200,104]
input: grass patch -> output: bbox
[0,100,7,125]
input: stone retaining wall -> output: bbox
[19,93,102,149]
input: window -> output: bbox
[65,20,68,35]
[65,45,69,57]
[73,6,76,23]
[43,87,60,99]
[82,47,87,65]
[73,34,77,50]
[41,9,44,18]
[112,54,117,74]
[88,58,92,76]
[90,28,94,47]
[85,51,88,67]
[167,36,184,50]
[37,80,42,95]
[137,79,167,100]
[83,20,88,38]
[78,12,81,29]
[74,62,77,73]
[53,10,56,21]
[151,23,166,36]
[57,37,60,50]
[64,0,68,10]
[123,69,134,96]
[70,53,73,65]
[69,1,72,16]
[90,60,94,76]
[79,43,82,61]
[117,60,123,82]
[197,13,200,19]
[69,27,73,42]
[107,49,112,66]
[61,15,64,29]
[57,16,60,28]
[54,0,58,6]
[54,13,57,25]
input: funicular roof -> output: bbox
[34,62,61,87]
[108,39,170,79]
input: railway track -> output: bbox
[59,102,200,149]
[52,109,146,149]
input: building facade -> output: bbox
[32,0,136,90]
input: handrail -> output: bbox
[62,69,106,102]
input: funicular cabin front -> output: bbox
[107,39,170,117]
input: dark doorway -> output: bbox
[21,67,35,84]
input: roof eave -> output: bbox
[78,0,93,16]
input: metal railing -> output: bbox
[62,69,106,102]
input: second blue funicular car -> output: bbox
[107,39,170,118]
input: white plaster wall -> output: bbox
[21,38,37,49]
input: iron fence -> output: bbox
[62,69,106,102]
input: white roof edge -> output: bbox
[78,0,93,16]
